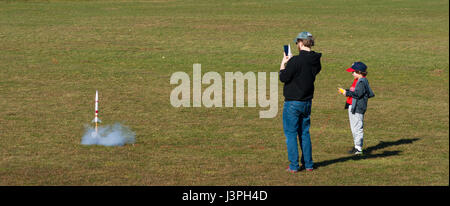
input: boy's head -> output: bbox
[346,62,368,77]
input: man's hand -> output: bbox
[280,52,291,70]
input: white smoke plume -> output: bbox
[81,123,135,146]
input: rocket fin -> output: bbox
[92,118,102,123]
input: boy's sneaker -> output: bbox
[348,147,363,155]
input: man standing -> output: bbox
[279,31,322,173]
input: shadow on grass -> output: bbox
[314,138,420,169]
[364,138,420,154]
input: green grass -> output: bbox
[0,0,448,185]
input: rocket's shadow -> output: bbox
[314,138,420,169]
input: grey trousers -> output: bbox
[348,105,364,151]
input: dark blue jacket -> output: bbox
[346,77,375,114]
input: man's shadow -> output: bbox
[314,138,420,169]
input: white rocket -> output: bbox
[288,44,292,58]
[92,90,101,123]
[91,90,101,136]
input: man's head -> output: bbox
[294,31,315,49]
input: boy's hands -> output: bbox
[338,88,346,96]
[280,52,291,70]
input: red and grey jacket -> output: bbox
[345,77,375,114]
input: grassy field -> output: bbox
[0,0,448,185]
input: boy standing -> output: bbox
[338,62,375,155]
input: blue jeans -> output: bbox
[283,100,313,170]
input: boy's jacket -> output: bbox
[346,77,375,114]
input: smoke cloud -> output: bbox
[81,123,135,146]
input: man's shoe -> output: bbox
[286,167,298,173]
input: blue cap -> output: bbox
[293,31,313,44]
[346,62,367,72]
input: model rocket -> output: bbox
[288,44,292,58]
[92,90,101,136]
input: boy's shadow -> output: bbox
[314,138,420,169]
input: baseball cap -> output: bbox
[293,31,313,44]
[346,62,367,72]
